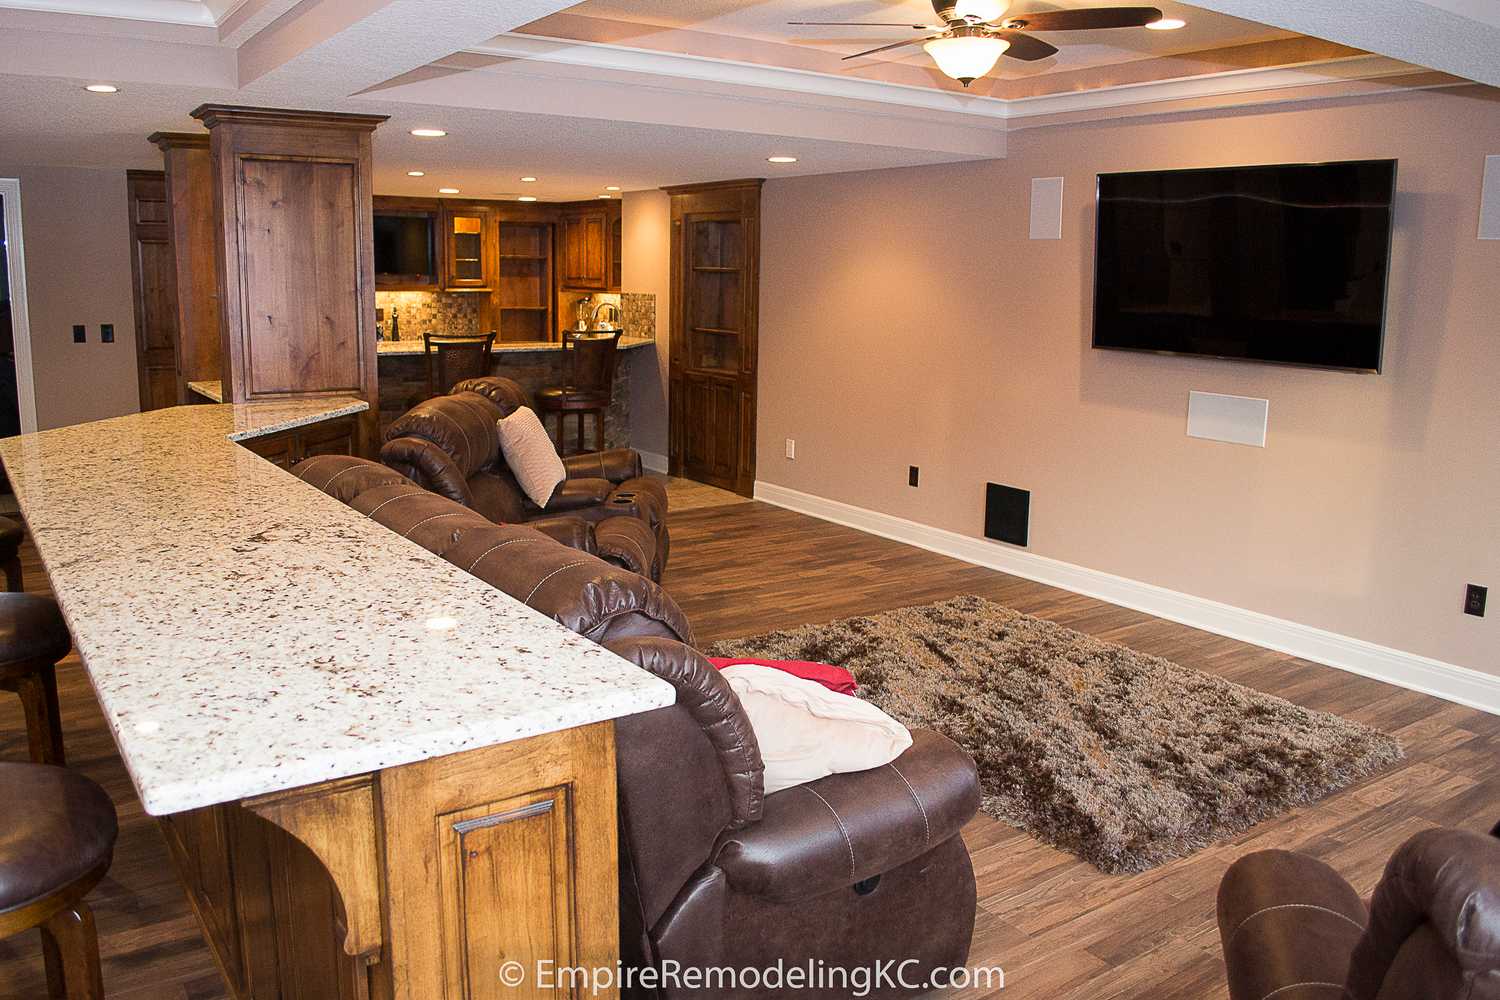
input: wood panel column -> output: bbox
[148,132,221,403]
[190,105,387,449]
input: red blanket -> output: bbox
[707,657,857,696]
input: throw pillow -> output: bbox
[496,407,566,508]
[720,663,912,794]
[707,657,856,695]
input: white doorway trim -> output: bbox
[0,178,39,435]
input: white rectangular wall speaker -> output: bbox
[1481,155,1500,240]
[1187,391,1269,448]
[1030,177,1064,240]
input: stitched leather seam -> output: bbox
[524,561,592,604]
[294,455,343,487]
[401,512,471,538]
[1227,903,1365,950]
[886,761,930,847]
[1255,984,1347,1000]
[802,786,856,880]
[431,408,478,472]
[319,464,366,491]
[364,491,431,518]
[465,537,544,573]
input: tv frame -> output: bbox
[1091,158,1399,375]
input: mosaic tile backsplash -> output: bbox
[621,292,656,341]
[376,291,482,340]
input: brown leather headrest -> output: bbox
[451,376,531,418]
[291,455,416,504]
[384,392,503,478]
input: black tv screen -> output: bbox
[1093,160,1396,372]
[373,213,435,279]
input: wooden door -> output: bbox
[127,170,180,411]
[666,180,762,496]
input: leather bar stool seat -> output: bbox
[0,762,117,999]
[0,593,73,764]
[0,516,22,592]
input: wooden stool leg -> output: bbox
[2,555,21,592]
[15,663,66,765]
[40,901,104,1000]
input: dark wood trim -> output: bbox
[188,105,389,131]
[660,178,765,195]
[147,131,209,150]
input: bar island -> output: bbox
[0,398,674,999]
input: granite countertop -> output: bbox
[376,335,655,356]
[187,380,224,403]
[0,400,674,815]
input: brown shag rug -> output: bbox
[707,595,1403,874]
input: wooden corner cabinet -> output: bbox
[666,179,762,497]
[441,204,493,292]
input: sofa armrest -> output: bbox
[1216,850,1368,1000]
[710,730,979,903]
[525,514,597,555]
[379,436,474,508]
[539,477,614,513]
[592,516,661,581]
[562,449,643,484]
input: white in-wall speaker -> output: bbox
[1030,177,1064,240]
[1481,155,1500,240]
[1187,391,1269,448]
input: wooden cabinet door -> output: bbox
[240,430,296,469]
[442,205,492,291]
[667,181,761,497]
[300,416,356,459]
[127,170,181,410]
[560,208,607,290]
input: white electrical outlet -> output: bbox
[784,438,796,460]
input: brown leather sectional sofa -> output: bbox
[294,455,982,1000]
[380,376,669,576]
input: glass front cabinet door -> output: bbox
[442,205,492,291]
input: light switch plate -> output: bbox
[1187,391,1269,448]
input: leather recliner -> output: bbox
[380,376,669,575]
[605,635,981,1000]
[1217,821,1500,1000]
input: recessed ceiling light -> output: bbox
[438,187,460,194]
[605,185,621,191]
[406,170,425,177]
[518,195,538,202]
[1146,17,1186,29]
[519,176,538,183]
[84,84,118,94]
[767,155,798,164]
[410,128,447,137]
[598,194,611,199]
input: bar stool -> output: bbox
[0,762,117,999]
[0,593,72,765]
[536,330,621,455]
[0,516,23,592]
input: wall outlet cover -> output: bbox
[784,438,796,460]
[1466,584,1487,617]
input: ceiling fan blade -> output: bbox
[1004,6,1163,31]
[789,21,941,29]
[841,35,935,61]
[995,30,1059,61]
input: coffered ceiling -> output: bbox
[0,0,1491,200]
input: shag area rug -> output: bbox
[708,595,1403,874]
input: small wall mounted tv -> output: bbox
[373,212,436,282]
[1093,159,1397,373]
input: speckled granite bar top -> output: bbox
[376,336,654,356]
[0,401,674,815]
[186,379,224,403]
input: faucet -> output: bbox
[592,301,621,330]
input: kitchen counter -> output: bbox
[0,399,674,815]
[187,379,224,402]
[375,334,654,355]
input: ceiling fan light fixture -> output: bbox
[924,32,1008,86]
[947,0,1009,23]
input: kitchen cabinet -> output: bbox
[441,203,493,291]
[238,415,357,469]
[560,204,608,290]
[126,169,181,411]
[497,220,556,342]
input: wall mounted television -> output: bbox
[1093,159,1397,373]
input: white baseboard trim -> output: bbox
[638,450,669,474]
[753,480,1500,717]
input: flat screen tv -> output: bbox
[1093,159,1397,372]
[373,212,435,281]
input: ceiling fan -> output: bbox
[790,2,1167,86]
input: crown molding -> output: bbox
[0,0,214,26]
[473,34,1433,128]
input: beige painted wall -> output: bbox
[757,87,1500,674]
[622,188,670,460]
[0,165,140,430]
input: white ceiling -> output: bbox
[0,0,1490,201]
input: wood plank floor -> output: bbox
[1,498,1495,999]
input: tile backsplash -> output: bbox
[375,291,481,340]
[621,292,656,341]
